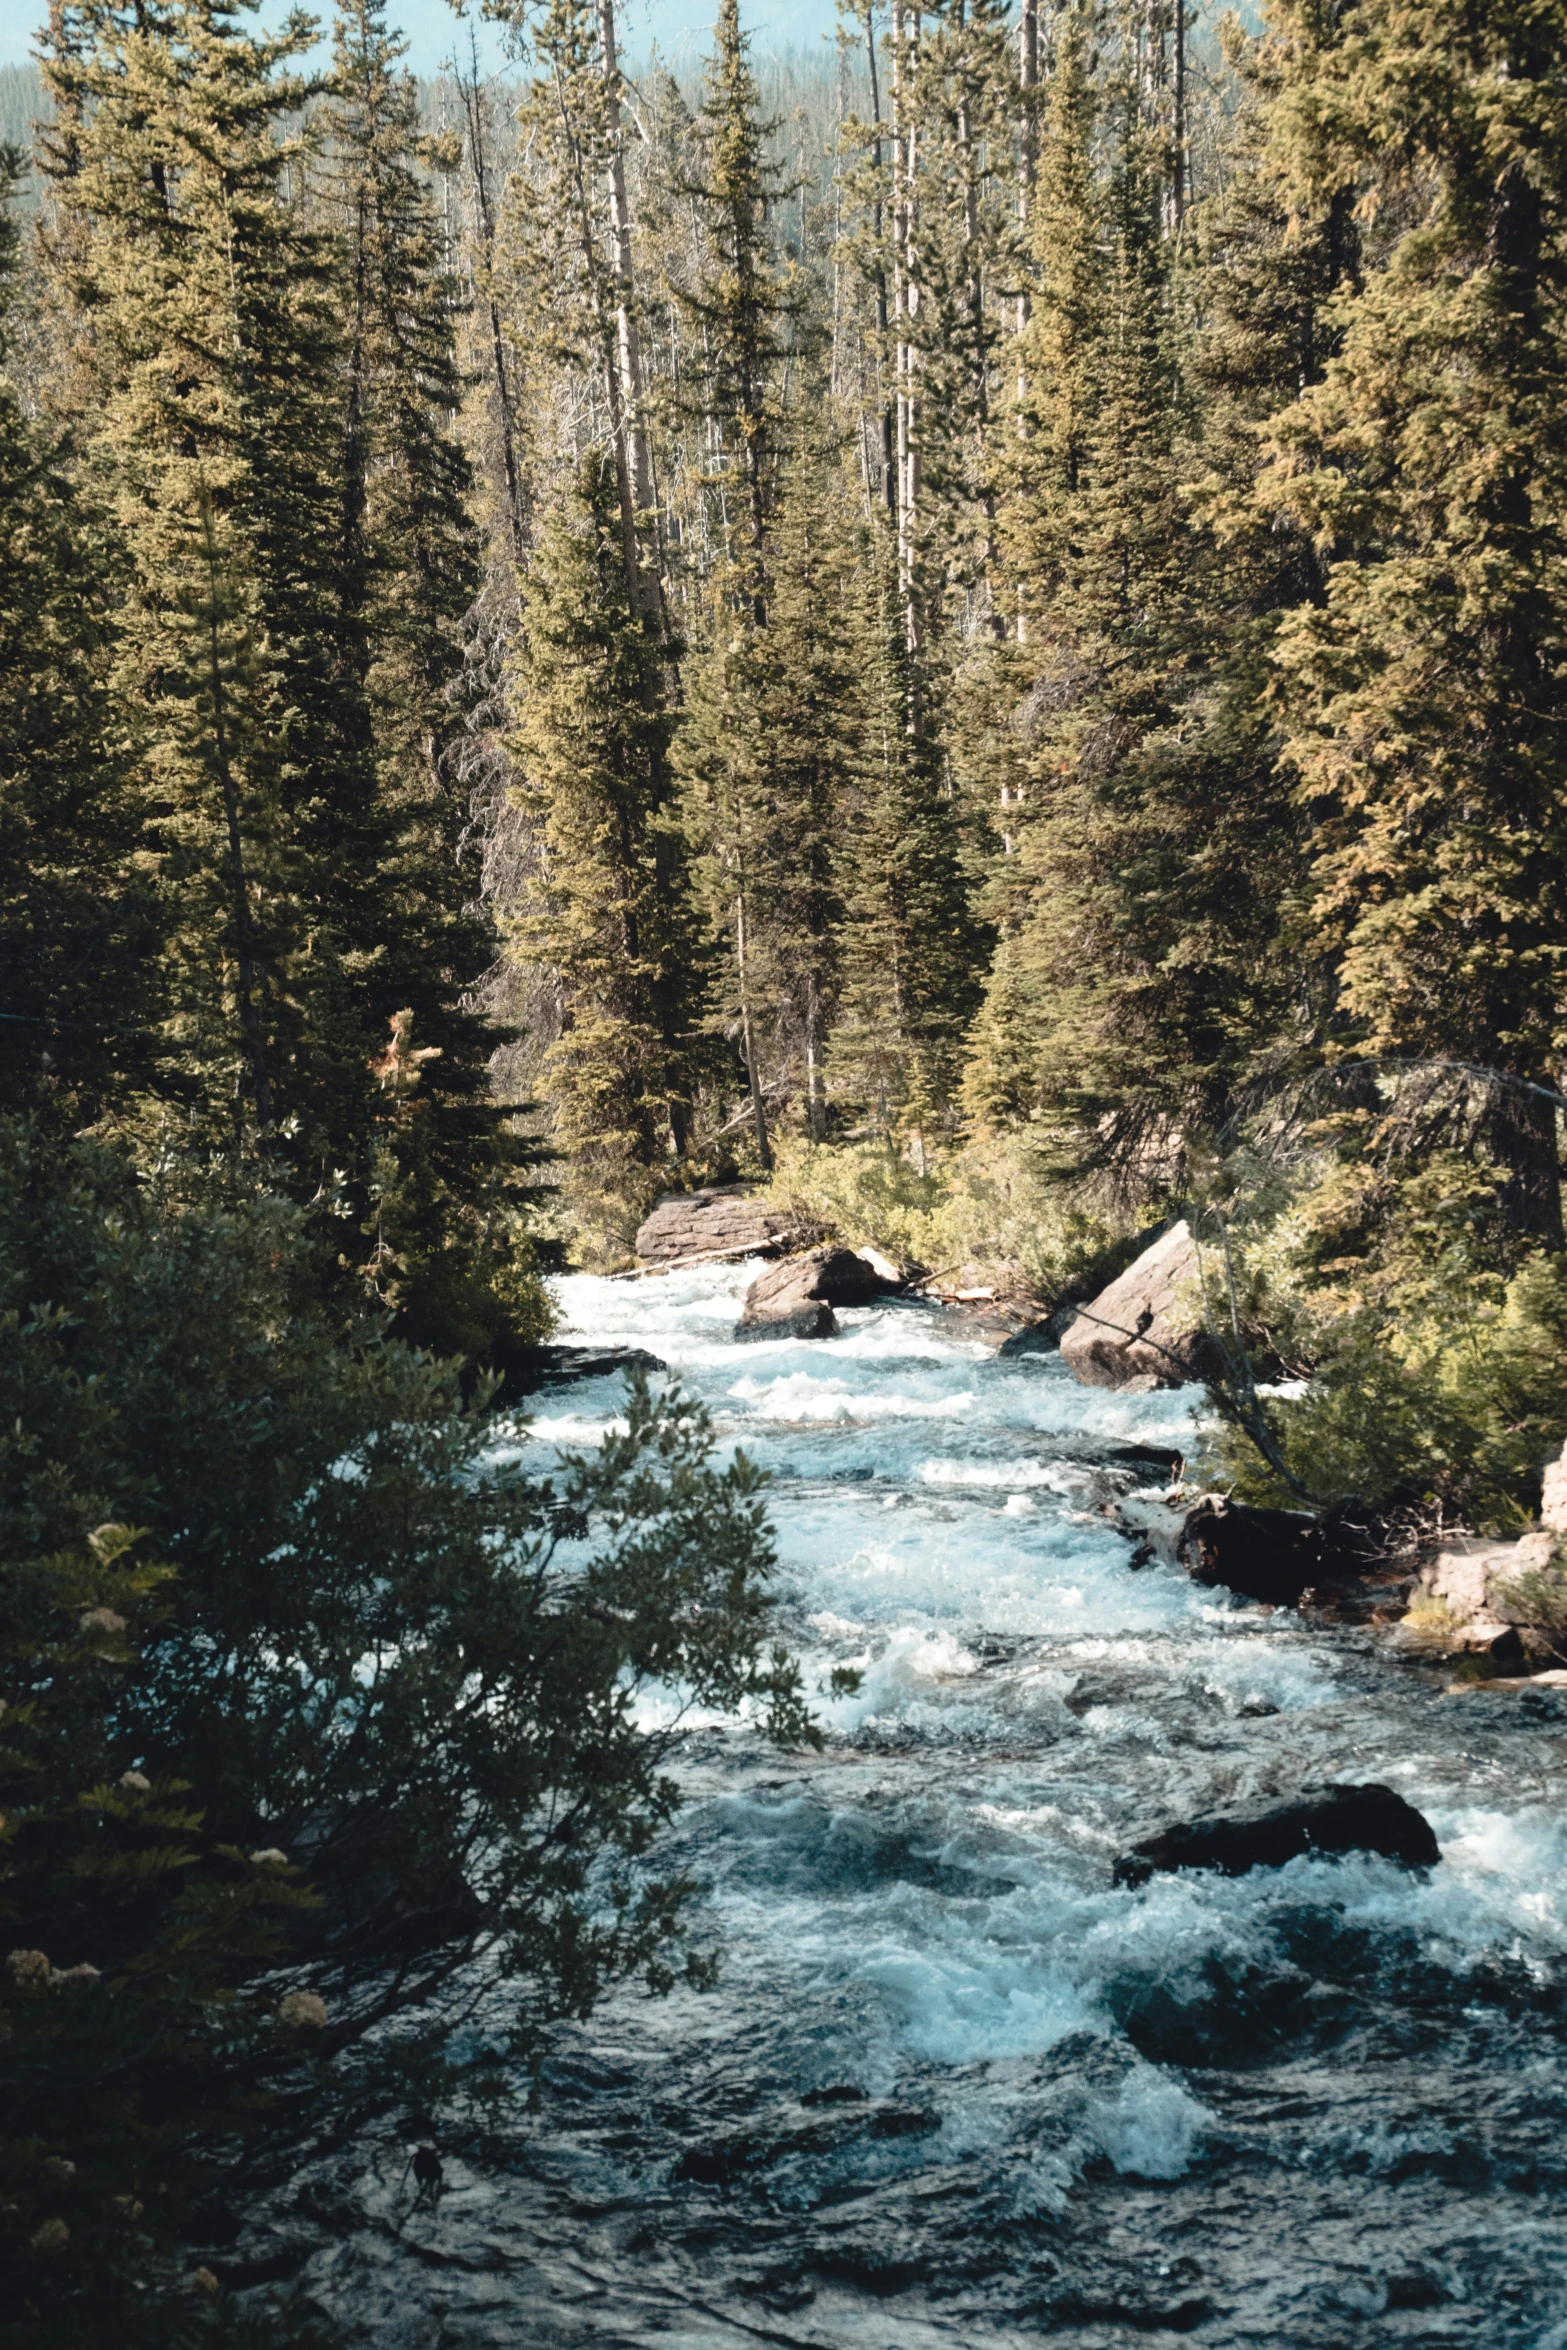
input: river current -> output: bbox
[278,1263,1567,2347]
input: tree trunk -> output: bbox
[735,886,773,1170]
[1490,1079,1563,1248]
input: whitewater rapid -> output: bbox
[272,1262,1567,2347]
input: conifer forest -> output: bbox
[6,0,1567,2342]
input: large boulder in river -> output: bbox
[734,1247,897,1344]
[1179,1493,1322,1607]
[635,1187,796,1265]
[1059,1221,1215,1390]
[1404,1530,1555,1665]
[1113,1783,1440,1888]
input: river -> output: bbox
[280,1262,1567,2347]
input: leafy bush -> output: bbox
[1196,1149,1567,1525]
[0,1525,330,2349]
[0,1120,809,2289]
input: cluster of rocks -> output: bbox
[733,1246,904,1342]
[626,1186,1567,1687]
[631,1186,910,1341]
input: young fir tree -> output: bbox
[0,147,158,1122]
[1256,0,1567,1242]
[513,455,706,1245]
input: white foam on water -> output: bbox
[517,1265,1567,2208]
[1086,2066,1214,2178]
[919,1457,1085,1492]
[811,1627,981,1732]
[728,1371,979,1424]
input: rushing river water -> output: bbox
[275,1264,1567,2347]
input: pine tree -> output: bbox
[833,521,983,1149]
[682,0,797,617]
[966,7,1322,1177]
[512,455,706,1244]
[0,145,158,1120]
[40,0,382,1158]
[680,433,860,1155]
[324,0,541,1355]
[1256,0,1567,1241]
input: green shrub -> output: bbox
[0,1525,328,2348]
[763,1131,1129,1299]
[1196,1150,1567,1524]
[0,1120,810,2290]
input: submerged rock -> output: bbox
[734,1246,899,1343]
[491,1342,666,1402]
[1114,1782,1440,1887]
[1059,1221,1217,1391]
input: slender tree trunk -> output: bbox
[1172,0,1186,225]
[892,4,919,651]
[864,2,895,517]
[456,25,527,566]
[198,496,272,1132]
[735,884,772,1169]
[599,0,663,632]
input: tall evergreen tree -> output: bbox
[0,145,158,1120]
[40,0,383,1160]
[682,0,796,617]
[832,521,983,1148]
[967,6,1329,1178]
[512,455,706,1240]
[680,433,860,1155]
[324,0,540,1353]
[1256,0,1567,1241]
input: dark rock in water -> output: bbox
[1178,1491,1408,1610]
[1102,1439,1187,1479]
[997,1319,1058,1358]
[491,1342,666,1402]
[1113,1781,1441,1887]
[1179,1492,1321,1605]
[801,2084,868,2107]
[735,1299,839,1344]
[734,1246,898,1342]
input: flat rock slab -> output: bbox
[1059,1221,1215,1391]
[1114,1782,1440,1888]
[735,1247,898,1343]
[635,1188,790,1264]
